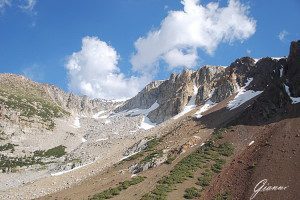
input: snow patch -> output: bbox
[81,137,87,143]
[279,66,283,77]
[173,84,198,119]
[227,78,263,110]
[127,101,159,116]
[92,111,106,119]
[194,100,215,119]
[104,119,111,124]
[51,162,93,176]
[248,141,254,146]
[125,101,160,130]
[271,57,285,60]
[120,152,139,162]
[139,116,157,130]
[129,130,138,134]
[253,58,261,64]
[284,84,300,104]
[96,138,108,142]
[73,116,81,128]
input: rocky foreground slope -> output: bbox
[0,41,299,200]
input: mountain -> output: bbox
[0,41,299,200]
[116,55,289,125]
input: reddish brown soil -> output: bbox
[202,118,300,200]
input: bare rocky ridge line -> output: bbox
[116,55,289,124]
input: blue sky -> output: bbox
[0,0,299,100]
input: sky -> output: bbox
[0,0,299,100]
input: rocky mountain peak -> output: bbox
[116,41,299,124]
[286,40,300,96]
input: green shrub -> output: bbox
[145,137,161,151]
[184,187,200,199]
[142,128,235,199]
[34,145,66,158]
[90,176,146,200]
[0,143,17,152]
[217,143,234,157]
[165,155,176,164]
[197,170,213,187]
[0,154,44,172]
[214,191,231,200]
[211,158,226,173]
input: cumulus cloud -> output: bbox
[66,0,257,100]
[278,30,288,42]
[66,36,150,100]
[164,48,198,69]
[131,0,256,71]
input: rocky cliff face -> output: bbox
[286,40,300,97]
[115,40,300,124]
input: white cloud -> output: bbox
[66,36,150,100]
[0,0,37,14]
[246,49,251,54]
[278,30,288,42]
[131,0,256,71]
[0,0,12,13]
[19,0,37,13]
[20,0,36,11]
[163,48,198,69]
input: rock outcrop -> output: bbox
[286,40,300,97]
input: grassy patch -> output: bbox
[144,137,161,152]
[0,88,69,130]
[141,128,235,200]
[217,143,234,157]
[89,176,146,200]
[34,145,66,158]
[0,143,18,152]
[0,154,44,172]
[197,169,213,187]
[211,158,226,173]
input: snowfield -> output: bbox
[284,84,300,104]
[92,111,106,119]
[140,116,157,130]
[73,116,81,128]
[124,101,160,130]
[227,78,263,110]
[195,100,215,119]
